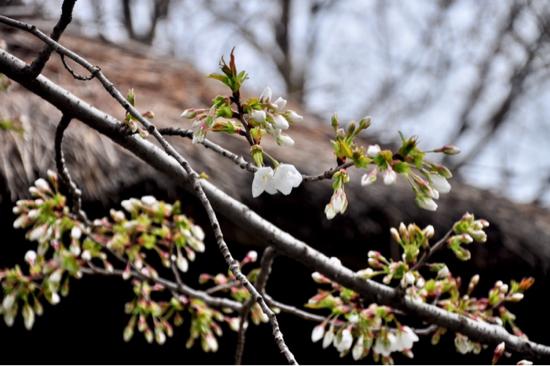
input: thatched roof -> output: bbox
[2,26,550,276]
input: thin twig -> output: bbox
[205,280,240,295]
[302,161,354,181]
[60,54,99,81]
[411,229,453,272]
[25,0,76,78]
[81,262,242,311]
[235,247,277,364]
[264,295,331,324]
[54,114,89,224]
[159,127,256,172]
[159,127,351,181]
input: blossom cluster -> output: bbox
[305,214,533,364]
[4,172,244,353]
[199,251,268,325]
[123,280,238,352]
[308,267,419,363]
[324,117,458,219]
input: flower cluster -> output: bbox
[322,116,458,219]
[123,280,238,351]
[5,173,247,353]
[181,50,305,198]
[199,251,268,325]
[305,214,533,364]
[447,212,489,261]
[3,173,88,329]
[324,170,350,219]
[361,134,455,212]
[93,195,206,277]
[307,271,420,363]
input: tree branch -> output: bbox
[25,0,76,78]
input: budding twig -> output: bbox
[411,229,454,272]
[159,127,352,182]
[235,247,277,364]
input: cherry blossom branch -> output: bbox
[302,161,354,181]
[159,127,352,181]
[410,229,453,271]
[1,40,550,361]
[235,247,277,364]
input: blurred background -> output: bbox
[2,0,550,364]
[28,0,550,205]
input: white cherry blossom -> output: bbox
[34,178,51,193]
[336,327,353,353]
[24,250,37,264]
[323,326,335,348]
[276,134,295,147]
[361,167,378,186]
[2,293,16,310]
[272,164,302,195]
[373,332,396,356]
[352,335,365,360]
[392,326,419,351]
[252,167,277,197]
[325,188,348,219]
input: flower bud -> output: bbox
[71,226,82,240]
[492,342,505,365]
[286,110,303,123]
[416,196,438,211]
[180,108,196,119]
[366,144,381,157]
[25,250,37,264]
[273,97,287,111]
[390,228,401,243]
[251,110,266,123]
[272,114,289,130]
[2,293,16,310]
[277,134,295,147]
[423,225,435,238]
[260,87,272,103]
[311,323,325,343]
[437,144,461,155]
[34,178,51,193]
